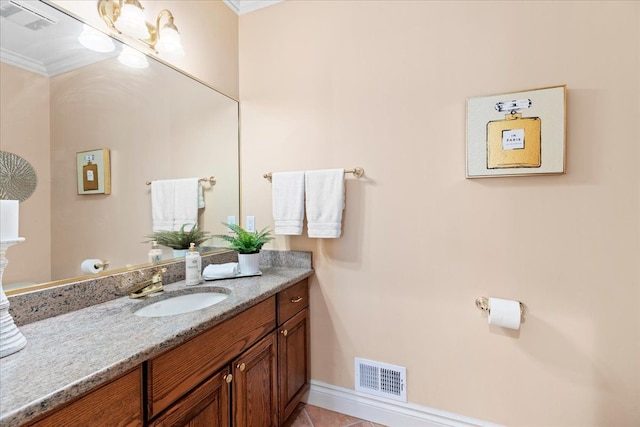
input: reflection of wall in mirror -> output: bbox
[0,63,52,286]
[47,56,239,281]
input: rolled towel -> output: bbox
[203,262,239,280]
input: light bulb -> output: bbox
[78,24,115,53]
[117,2,150,39]
[118,45,148,68]
[156,26,184,56]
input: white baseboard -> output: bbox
[305,380,504,427]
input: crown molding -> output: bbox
[0,48,48,76]
[223,0,284,15]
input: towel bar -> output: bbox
[263,167,364,182]
[146,176,216,186]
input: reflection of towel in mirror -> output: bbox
[151,178,199,232]
[272,171,305,235]
[203,262,239,280]
[198,184,205,209]
[305,169,345,238]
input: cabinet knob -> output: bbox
[224,374,233,383]
[237,362,246,372]
[280,329,288,337]
[290,296,303,303]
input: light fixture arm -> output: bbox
[143,9,175,49]
[157,9,177,35]
[97,0,122,34]
[146,9,179,50]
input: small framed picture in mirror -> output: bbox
[76,149,111,195]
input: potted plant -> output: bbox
[214,223,273,275]
[145,224,211,258]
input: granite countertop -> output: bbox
[0,267,313,427]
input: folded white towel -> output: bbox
[305,168,345,238]
[151,178,199,232]
[203,262,239,280]
[272,171,305,235]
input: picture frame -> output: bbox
[76,149,111,195]
[466,85,566,178]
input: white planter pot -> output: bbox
[173,249,188,258]
[238,252,260,275]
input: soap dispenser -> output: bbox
[148,240,162,263]
[185,242,202,286]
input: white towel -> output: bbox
[272,171,305,235]
[151,178,199,232]
[305,169,345,238]
[198,183,205,209]
[203,262,239,280]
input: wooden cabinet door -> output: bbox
[29,367,143,427]
[232,332,278,427]
[149,368,230,427]
[278,308,310,424]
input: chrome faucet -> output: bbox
[129,268,167,299]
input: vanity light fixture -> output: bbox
[153,10,184,57]
[97,0,184,56]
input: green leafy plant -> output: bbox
[145,224,211,250]
[214,223,273,254]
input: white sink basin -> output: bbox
[134,292,228,317]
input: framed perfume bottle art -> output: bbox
[466,85,566,178]
[76,148,111,195]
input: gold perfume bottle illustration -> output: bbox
[82,155,99,191]
[487,98,541,169]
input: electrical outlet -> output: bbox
[246,216,255,232]
[227,216,236,232]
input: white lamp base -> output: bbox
[0,238,27,358]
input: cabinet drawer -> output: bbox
[147,297,276,418]
[29,367,143,427]
[277,279,308,325]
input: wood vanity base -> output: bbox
[23,279,310,427]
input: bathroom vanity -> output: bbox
[0,255,312,427]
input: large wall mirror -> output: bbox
[0,0,239,292]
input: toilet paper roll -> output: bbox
[81,259,104,274]
[488,297,521,330]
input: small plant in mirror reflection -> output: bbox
[145,224,211,250]
[213,223,273,254]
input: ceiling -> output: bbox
[0,0,117,76]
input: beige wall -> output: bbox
[52,0,239,98]
[0,63,51,286]
[239,1,640,426]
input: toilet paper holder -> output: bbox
[94,260,109,269]
[475,296,525,316]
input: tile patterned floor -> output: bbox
[283,403,387,427]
